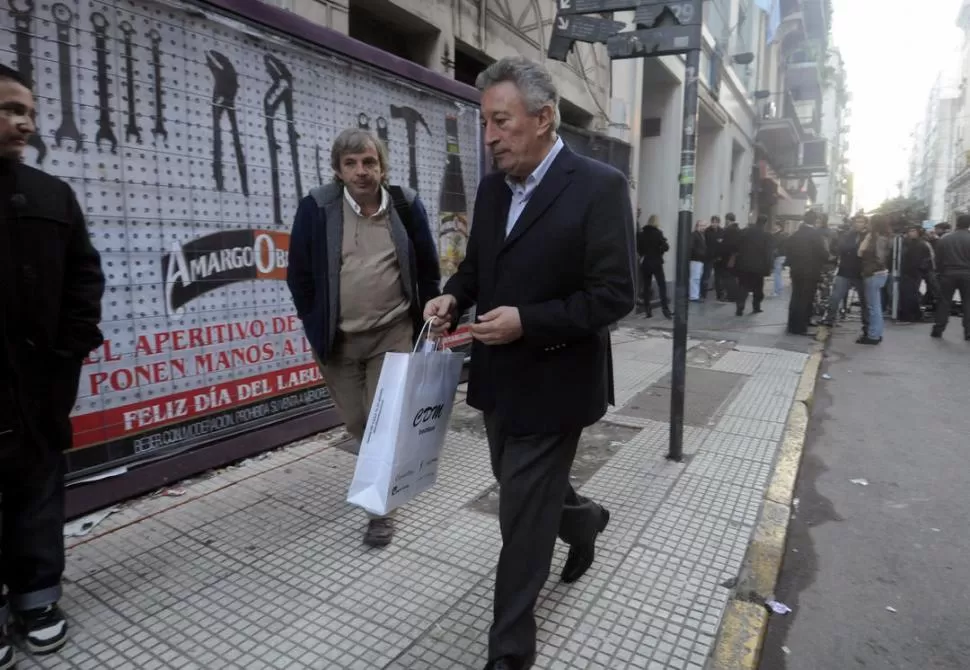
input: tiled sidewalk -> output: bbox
[20,326,809,670]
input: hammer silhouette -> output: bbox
[390,105,431,191]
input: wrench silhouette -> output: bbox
[91,12,117,153]
[120,21,141,144]
[147,29,167,140]
[9,0,46,163]
[52,3,80,150]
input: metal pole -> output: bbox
[891,234,901,321]
[668,47,701,462]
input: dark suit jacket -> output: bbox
[443,146,636,435]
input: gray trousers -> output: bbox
[484,413,603,661]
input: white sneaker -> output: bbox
[0,624,15,670]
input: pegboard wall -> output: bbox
[0,0,480,475]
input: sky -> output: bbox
[833,0,964,210]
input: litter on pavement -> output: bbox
[822,373,832,380]
[850,478,869,486]
[766,599,792,615]
[886,606,898,613]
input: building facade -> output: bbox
[944,0,970,222]
[751,0,831,230]
[267,0,614,134]
[814,48,851,226]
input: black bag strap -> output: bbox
[387,185,417,243]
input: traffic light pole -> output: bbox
[667,47,701,462]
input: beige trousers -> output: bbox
[318,317,413,519]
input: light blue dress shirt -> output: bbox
[504,137,565,238]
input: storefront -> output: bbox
[1,0,480,516]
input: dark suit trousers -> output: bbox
[735,272,765,313]
[484,413,602,661]
[935,274,970,335]
[788,272,818,334]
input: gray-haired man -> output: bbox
[426,57,635,670]
[288,128,441,546]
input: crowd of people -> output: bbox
[634,207,970,345]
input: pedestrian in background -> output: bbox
[703,215,723,300]
[857,214,892,345]
[898,225,934,323]
[772,221,789,297]
[636,214,671,318]
[784,210,829,335]
[424,56,635,670]
[822,213,869,336]
[287,127,441,547]
[734,215,774,315]
[720,217,742,301]
[689,220,709,302]
[0,65,105,665]
[931,213,970,340]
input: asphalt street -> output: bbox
[761,316,970,669]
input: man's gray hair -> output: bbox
[475,56,561,130]
[330,128,389,183]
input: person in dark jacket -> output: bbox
[784,210,829,335]
[822,214,869,334]
[931,214,970,339]
[287,127,440,547]
[719,220,743,302]
[703,215,723,299]
[0,65,105,666]
[636,214,671,318]
[734,215,774,315]
[898,226,934,322]
[423,57,635,670]
[689,220,709,301]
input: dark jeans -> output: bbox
[641,260,668,311]
[484,413,602,662]
[935,274,970,335]
[0,433,66,620]
[736,272,765,313]
[788,272,819,334]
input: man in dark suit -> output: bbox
[424,57,636,670]
[784,210,829,335]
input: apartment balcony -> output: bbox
[780,0,830,44]
[756,92,802,168]
[786,43,824,102]
[781,138,830,178]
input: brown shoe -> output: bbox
[364,517,394,547]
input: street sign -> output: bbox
[606,24,700,59]
[555,0,639,15]
[553,14,627,43]
[635,0,703,27]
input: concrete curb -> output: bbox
[709,326,829,670]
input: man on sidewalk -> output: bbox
[0,65,105,666]
[822,213,869,335]
[425,56,635,670]
[784,210,829,335]
[287,128,440,547]
[734,215,774,315]
[931,213,970,340]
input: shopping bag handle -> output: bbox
[413,318,441,354]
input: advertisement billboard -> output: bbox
[1,0,479,480]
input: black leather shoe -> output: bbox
[561,507,610,584]
[484,654,535,670]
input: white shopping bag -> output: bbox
[347,321,464,516]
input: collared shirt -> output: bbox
[504,137,564,238]
[344,184,390,219]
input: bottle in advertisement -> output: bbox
[438,115,469,279]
